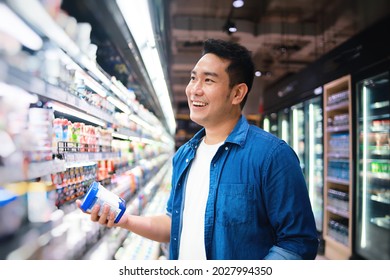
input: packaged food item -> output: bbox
[27,182,56,223]
[80,181,125,223]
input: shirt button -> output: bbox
[175,210,179,214]
[214,163,216,167]
[186,158,189,163]
[174,237,177,241]
[225,147,228,150]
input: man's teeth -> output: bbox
[193,101,207,107]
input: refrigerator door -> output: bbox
[278,108,290,145]
[290,103,305,172]
[305,96,324,232]
[355,71,390,260]
[262,113,278,136]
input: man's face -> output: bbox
[185,53,235,128]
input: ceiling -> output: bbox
[61,0,389,131]
[167,0,390,116]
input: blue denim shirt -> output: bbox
[166,115,319,260]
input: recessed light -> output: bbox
[232,0,244,8]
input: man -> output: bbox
[77,38,319,260]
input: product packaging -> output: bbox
[80,181,126,223]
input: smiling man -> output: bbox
[77,38,319,260]
[167,39,319,260]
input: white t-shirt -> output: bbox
[178,138,222,260]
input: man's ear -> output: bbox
[231,83,248,105]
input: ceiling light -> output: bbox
[223,19,237,34]
[116,0,176,136]
[229,24,237,33]
[254,70,272,78]
[232,0,244,8]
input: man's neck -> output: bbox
[203,115,240,145]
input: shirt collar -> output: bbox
[187,115,249,149]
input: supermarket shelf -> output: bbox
[371,194,390,205]
[7,0,109,87]
[61,152,120,163]
[323,235,350,260]
[326,205,349,219]
[1,60,116,126]
[326,125,349,132]
[325,100,349,112]
[370,217,390,230]
[364,171,390,180]
[326,176,350,185]
[82,161,171,260]
[0,0,175,262]
[327,152,349,159]
[0,159,66,185]
[3,0,170,139]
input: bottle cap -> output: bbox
[80,181,99,212]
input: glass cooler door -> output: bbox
[262,113,278,136]
[355,71,390,260]
[278,108,290,145]
[290,103,305,172]
[305,96,324,232]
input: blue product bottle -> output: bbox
[80,182,126,223]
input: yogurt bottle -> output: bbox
[80,182,126,223]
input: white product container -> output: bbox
[80,182,126,223]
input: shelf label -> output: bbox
[28,160,66,178]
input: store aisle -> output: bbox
[114,169,172,260]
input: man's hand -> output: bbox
[75,199,118,228]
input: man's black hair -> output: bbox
[202,39,255,108]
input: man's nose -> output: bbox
[191,81,203,94]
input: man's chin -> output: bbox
[189,114,203,126]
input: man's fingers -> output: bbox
[90,203,101,221]
[75,199,82,209]
[106,212,116,228]
[98,204,110,225]
[79,202,116,227]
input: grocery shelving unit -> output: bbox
[0,0,174,260]
[354,69,390,260]
[322,74,353,259]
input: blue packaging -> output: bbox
[81,182,126,223]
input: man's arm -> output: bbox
[76,200,171,243]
